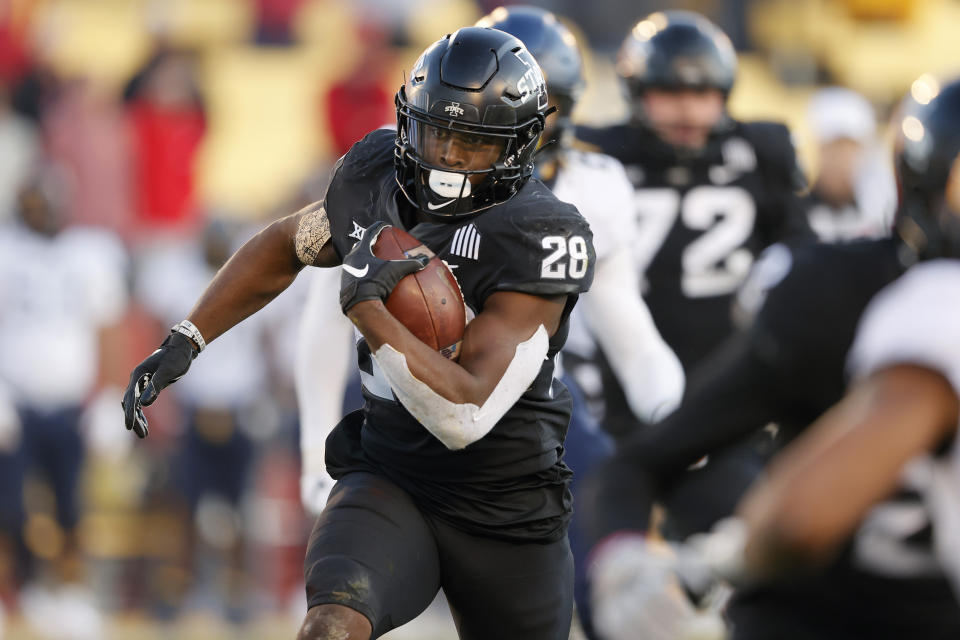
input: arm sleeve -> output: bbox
[582,332,782,545]
[582,245,684,422]
[294,267,356,478]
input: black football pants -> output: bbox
[304,470,574,639]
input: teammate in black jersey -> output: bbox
[585,76,960,640]
[122,27,594,640]
[576,10,812,436]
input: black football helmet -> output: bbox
[617,11,736,126]
[476,6,584,148]
[894,75,960,259]
[395,27,549,220]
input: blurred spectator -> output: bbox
[254,0,308,45]
[0,2,35,87]
[134,218,304,621]
[43,76,133,234]
[0,82,38,222]
[323,21,396,157]
[124,48,206,242]
[804,87,896,241]
[0,167,128,639]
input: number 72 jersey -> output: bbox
[577,121,812,372]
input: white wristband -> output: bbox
[172,319,206,352]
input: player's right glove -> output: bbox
[121,331,198,438]
[339,221,429,313]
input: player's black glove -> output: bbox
[121,331,198,438]
[339,221,429,313]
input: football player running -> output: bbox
[577,10,812,436]
[123,27,595,640]
[476,7,685,637]
[295,7,686,521]
[585,76,960,640]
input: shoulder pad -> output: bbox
[337,128,396,177]
[562,149,623,173]
[472,182,596,303]
[737,120,806,191]
[324,129,396,257]
[848,260,960,390]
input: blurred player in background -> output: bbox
[475,6,684,637]
[804,87,896,242]
[123,26,596,640]
[135,218,304,621]
[576,10,812,437]
[585,76,960,640]
[0,168,128,640]
[734,259,960,634]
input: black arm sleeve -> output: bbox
[581,331,782,545]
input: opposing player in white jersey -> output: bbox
[475,7,684,638]
[736,260,960,597]
[476,6,685,424]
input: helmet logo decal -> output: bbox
[513,49,548,109]
[445,102,465,117]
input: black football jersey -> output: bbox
[576,121,812,374]
[592,238,960,637]
[322,129,595,542]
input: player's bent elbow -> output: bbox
[428,419,480,451]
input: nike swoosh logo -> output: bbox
[427,199,455,210]
[342,263,369,278]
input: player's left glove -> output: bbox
[339,221,429,313]
[121,331,198,438]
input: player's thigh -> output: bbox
[305,471,441,638]
[436,520,574,640]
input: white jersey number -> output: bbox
[541,235,589,280]
[633,186,756,298]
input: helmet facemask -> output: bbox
[395,88,544,220]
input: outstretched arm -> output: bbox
[739,365,959,580]
[122,202,340,436]
[582,244,684,423]
[296,267,356,515]
[582,332,781,544]
[188,203,340,343]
